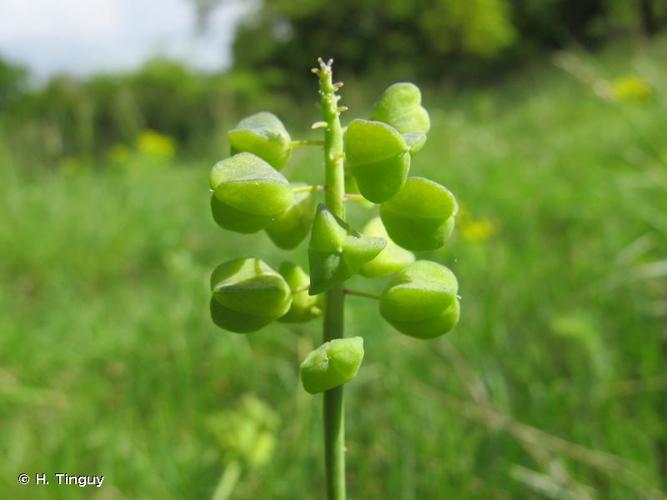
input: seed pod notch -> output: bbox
[344,118,410,203]
[210,257,292,333]
[228,112,292,170]
[210,152,293,233]
[371,82,430,154]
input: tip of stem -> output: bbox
[317,57,334,72]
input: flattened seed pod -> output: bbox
[300,337,364,394]
[308,204,386,295]
[380,260,460,338]
[278,262,321,323]
[210,257,292,333]
[265,184,316,249]
[371,82,430,154]
[210,153,293,233]
[380,176,457,251]
[344,119,410,203]
[228,112,292,170]
[359,217,415,278]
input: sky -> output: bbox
[0,0,251,79]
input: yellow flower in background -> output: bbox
[458,206,497,243]
[611,75,651,101]
[137,130,176,159]
[461,218,497,242]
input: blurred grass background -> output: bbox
[1,1,667,499]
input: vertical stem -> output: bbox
[211,460,241,500]
[317,58,347,500]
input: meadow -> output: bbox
[1,40,666,499]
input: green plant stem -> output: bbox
[317,57,347,500]
[291,184,325,194]
[342,289,381,300]
[291,139,325,148]
[344,193,369,202]
[290,184,369,205]
[211,460,241,500]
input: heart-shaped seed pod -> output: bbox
[210,152,293,233]
[210,257,292,333]
[300,337,364,394]
[403,132,427,155]
[265,184,316,249]
[344,119,410,203]
[370,83,430,154]
[308,204,386,295]
[278,262,321,323]
[359,217,415,278]
[228,112,292,170]
[380,176,457,251]
[380,260,459,338]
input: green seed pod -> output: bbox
[210,153,293,233]
[278,262,321,323]
[265,184,315,249]
[380,176,457,251]
[344,119,410,203]
[344,172,360,194]
[380,261,460,339]
[403,132,427,155]
[210,257,292,333]
[228,112,292,170]
[359,217,415,278]
[300,337,364,394]
[371,83,430,154]
[308,204,386,295]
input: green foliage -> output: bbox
[232,0,518,83]
[0,58,288,165]
[0,56,28,111]
[229,0,657,87]
[419,0,515,56]
[207,395,279,467]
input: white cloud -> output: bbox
[0,0,122,38]
[0,0,250,78]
